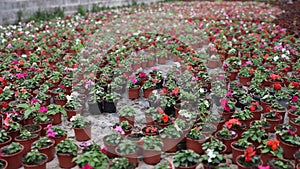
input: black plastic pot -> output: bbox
[103,100,116,113]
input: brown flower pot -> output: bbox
[73,125,92,141]
[143,87,155,98]
[15,134,39,156]
[1,144,24,169]
[175,163,198,169]
[103,137,118,158]
[161,137,180,153]
[115,148,139,167]
[128,86,140,99]
[186,137,207,154]
[35,118,53,136]
[22,153,47,169]
[6,129,20,141]
[215,133,238,154]
[49,112,62,125]
[260,153,275,166]
[158,57,166,64]
[57,153,77,169]
[142,149,161,165]
[0,136,12,149]
[0,159,8,169]
[265,116,282,133]
[52,134,67,146]
[236,155,262,169]
[279,137,299,159]
[35,139,55,162]
[238,76,252,86]
[231,142,245,164]
[21,124,42,136]
[119,116,135,127]
[228,71,238,81]
[288,111,299,120]
[65,108,82,121]
[147,59,156,67]
[54,99,67,106]
[206,59,220,69]
[260,100,272,111]
[145,115,154,126]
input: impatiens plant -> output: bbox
[258,138,283,158]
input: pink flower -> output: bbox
[131,78,137,84]
[226,92,232,98]
[258,165,270,169]
[139,72,146,78]
[12,60,18,65]
[151,67,158,71]
[100,145,106,153]
[47,128,56,138]
[30,98,38,104]
[44,124,52,130]
[114,126,124,134]
[220,98,230,112]
[16,73,27,79]
[80,142,87,147]
[39,106,48,113]
[7,44,12,48]
[291,105,297,111]
[223,64,228,70]
[81,163,93,169]
[287,128,296,136]
[60,85,66,89]
[292,96,299,102]
[245,61,252,65]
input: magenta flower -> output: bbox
[12,60,18,65]
[223,64,228,70]
[258,166,270,169]
[292,96,299,102]
[287,128,296,136]
[44,124,52,130]
[100,145,106,153]
[47,128,56,138]
[291,105,297,111]
[30,98,38,104]
[220,98,230,112]
[226,91,232,98]
[16,73,27,79]
[139,72,146,78]
[60,85,66,89]
[39,106,48,113]
[80,163,93,169]
[245,61,252,65]
[7,44,12,49]
[150,67,158,71]
[131,77,137,84]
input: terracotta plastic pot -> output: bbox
[175,163,198,169]
[236,155,262,169]
[231,142,245,164]
[73,125,92,141]
[0,136,12,149]
[0,159,8,169]
[279,137,299,159]
[186,137,207,154]
[57,153,77,169]
[22,153,47,169]
[215,132,238,154]
[161,137,180,153]
[143,87,155,98]
[21,124,42,136]
[103,138,118,158]
[1,144,24,169]
[289,119,300,136]
[15,134,39,156]
[128,86,140,99]
[260,153,275,166]
[49,112,62,125]
[115,147,139,167]
[142,149,162,165]
[35,139,55,162]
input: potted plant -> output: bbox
[200,149,225,169]
[70,114,92,141]
[225,118,246,138]
[73,150,110,169]
[115,139,138,167]
[22,149,47,169]
[118,105,136,126]
[31,137,55,162]
[289,116,300,136]
[153,160,172,169]
[56,138,78,169]
[142,80,156,98]
[173,150,200,169]
[257,138,283,165]
[142,125,160,136]
[110,157,135,169]
[145,107,157,126]
[64,95,82,121]
[263,111,283,133]
[15,130,39,155]
[238,67,253,86]
[113,120,133,136]
[232,109,254,128]
[202,136,226,154]
[46,104,66,125]
[160,124,183,153]
[21,124,42,136]
[242,125,268,148]
[0,129,12,149]
[268,159,294,169]
[0,159,7,169]
[0,142,24,169]
[45,125,67,146]
[186,126,208,154]
[236,146,262,169]
[103,131,123,158]
[142,136,163,165]
[127,76,140,99]
[103,92,120,113]
[219,98,236,121]
[215,128,238,153]
[246,101,263,121]
[276,126,300,159]
[231,139,253,164]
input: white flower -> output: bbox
[207,149,216,163]
[70,115,76,122]
[66,95,73,102]
[273,56,279,61]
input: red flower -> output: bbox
[292,82,299,88]
[161,114,169,123]
[249,106,256,111]
[225,119,241,129]
[172,88,179,95]
[273,83,281,90]
[244,146,256,162]
[266,138,280,151]
[265,107,271,112]
[0,88,2,94]
[270,74,280,81]
[292,96,299,102]
[2,102,8,109]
